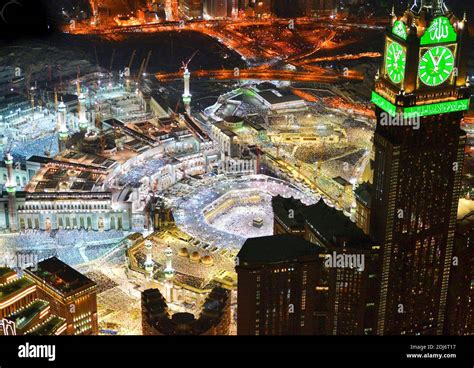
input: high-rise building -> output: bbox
[445,212,474,335]
[0,267,67,336]
[354,182,373,235]
[303,200,379,335]
[271,195,306,236]
[25,257,98,335]
[272,0,303,17]
[312,0,337,14]
[4,151,17,232]
[370,0,470,335]
[204,0,228,18]
[236,234,325,335]
[179,0,203,18]
[270,196,380,334]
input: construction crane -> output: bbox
[94,45,100,73]
[137,50,152,84]
[125,50,137,90]
[181,50,198,72]
[170,98,180,122]
[109,49,116,73]
[142,50,152,77]
[127,49,137,76]
[44,137,54,158]
[76,66,81,96]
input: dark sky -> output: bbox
[0,0,52,37]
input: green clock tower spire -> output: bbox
[370,0,471,335]
[410,0,449,17]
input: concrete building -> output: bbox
[204,0,228,18]
[25,257,98,335]
[179,0,203,18]
[0,268,67,336]
[236,234,325,335]
[0,191,132,232]
[249,83,306,111]
[304,199,379,335]
[354,182,372,235]
[445,212,474,335]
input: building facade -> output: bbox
[0,191,132,232]
[236,234,324,335]
[0,267,67,335]
[304,199,379,335]
[370,1,470,334]
[445,213,474,335]
[25,257,98,335]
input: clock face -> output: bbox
[385,41,406,84]
[418,46,455,87]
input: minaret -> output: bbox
[164,246,174,279]
[410,0,448,16]
[144,239,154,276]
[182,67,191,113]
[57,99,68,152]
[77,77,88,133]
[4,152,17,232]
[54,90,58,112]
[58,120,68,152]
[78,93,88,132]
[57,99,66,131]
[164,245,174,302]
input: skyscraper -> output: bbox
[304,200,379,335]
[370,0,470,335]
[1,267,67,336]
[25,257,98,335]
[236,234,324,335]
[204,0,228,18]
[179,0,203,18]
[445,212,474,335]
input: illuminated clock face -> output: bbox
[385,41,406,84]
[418,46,455,87]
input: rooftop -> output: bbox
[7,299,49,330]
[255,82,277,91]
[0,267,16,282]
[333,176,352,187]
[237,234,323,265]
[25,257,96,297]
[26,315,66,336]
[257,89,303,105]
[0,277,35,302]
[354,182,373,207]
[304,199,373,249]
[272,195,305,231]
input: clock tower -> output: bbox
[371,0,470,335]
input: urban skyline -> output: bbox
[0,0,472,354]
